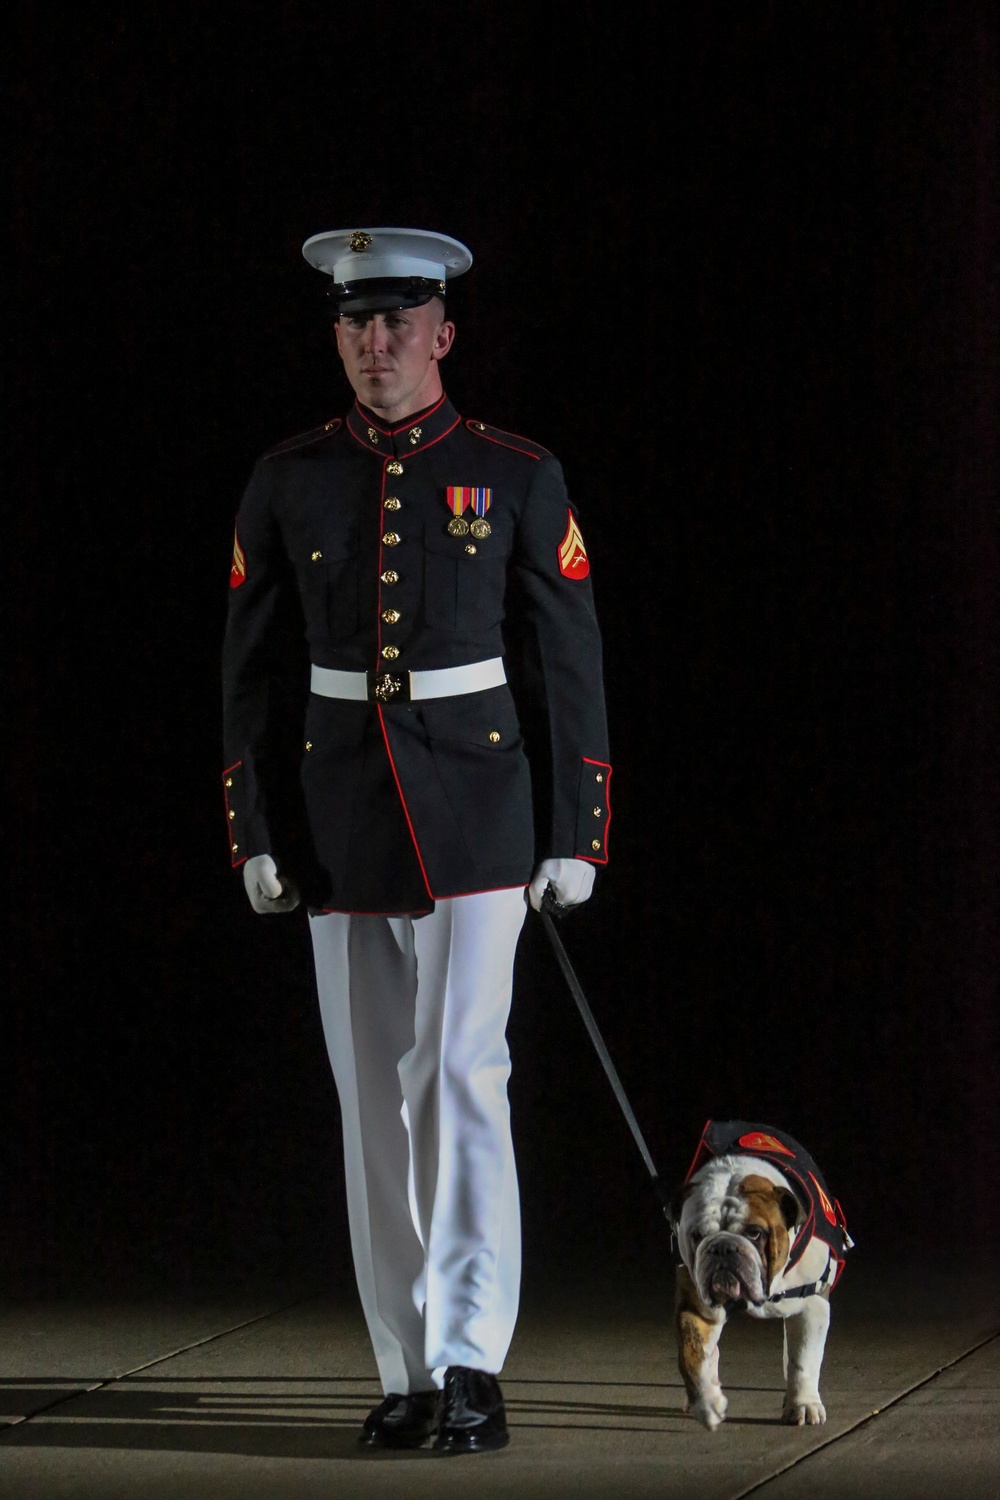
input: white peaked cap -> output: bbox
[302,227,473,286]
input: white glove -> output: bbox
[243,853,300,914]
[527,857,595,913]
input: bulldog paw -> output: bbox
[686,1390,728,1431]
[782,1397,826,1426]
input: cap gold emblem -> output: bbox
[350,231,373,253]
[368,427,379,443]
[408,427,422,445]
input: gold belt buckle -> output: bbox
[371,671,405,702]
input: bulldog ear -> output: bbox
[779,1190,805,1229]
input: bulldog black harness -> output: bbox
[680,1118,853,1302]
[534,919,853,1304]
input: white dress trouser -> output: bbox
[308,887,527,1394]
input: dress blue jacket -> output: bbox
[222,394,612,914]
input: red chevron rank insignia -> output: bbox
[738,1131,795,1156]
[230,526,247,588]
[809,1171,839,1224]
[558,510,590,579]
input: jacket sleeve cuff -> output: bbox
[222,761,248,867]
[574,758,612,863]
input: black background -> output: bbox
[9,1,999,1297]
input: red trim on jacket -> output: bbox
[582,757,612,864]
[466,419,550,460]
[376,705,436,900]
[262,418,341,460]
[221,760,247,867]
[355,393,448,437]
[408,414,461,453]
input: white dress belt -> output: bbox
[310,657,506,703]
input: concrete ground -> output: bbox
[1,1262,997,1499]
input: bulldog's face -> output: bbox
[672,1157,804,1310]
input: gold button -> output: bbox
[225,777,233,788]
[591,839,601,852]
[382,644,400,660]
[593,807,602,817]
[381,569,399,584]
[384,496,401,511]
[408,426,422,445]
[465,543,477,555]
[489,731,501,744]
[382,608,401,624]
[368,426,379,443]
[383,532,401,547]
[228,810,235,820]
[596,773,604,783]
[387,460,404,475]
[311,550,323,561]
[305,741,313,751]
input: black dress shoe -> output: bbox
[432,1366,509,1454]
[359,1390,438,1449]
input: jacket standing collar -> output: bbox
[346,393,460,458]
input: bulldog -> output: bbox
[668,1120,852,1432]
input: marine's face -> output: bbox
[335,300,454,422]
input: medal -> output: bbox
[446,486,492,539]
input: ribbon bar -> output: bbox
[447,486,492,517]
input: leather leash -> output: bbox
[539,889,671,1221]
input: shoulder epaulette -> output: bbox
[263,417,342,460]
[466,418,552,461]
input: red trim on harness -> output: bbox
[685,1118,714,1183]
[739,1131,795,1157]
[809,1171,838,1225]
